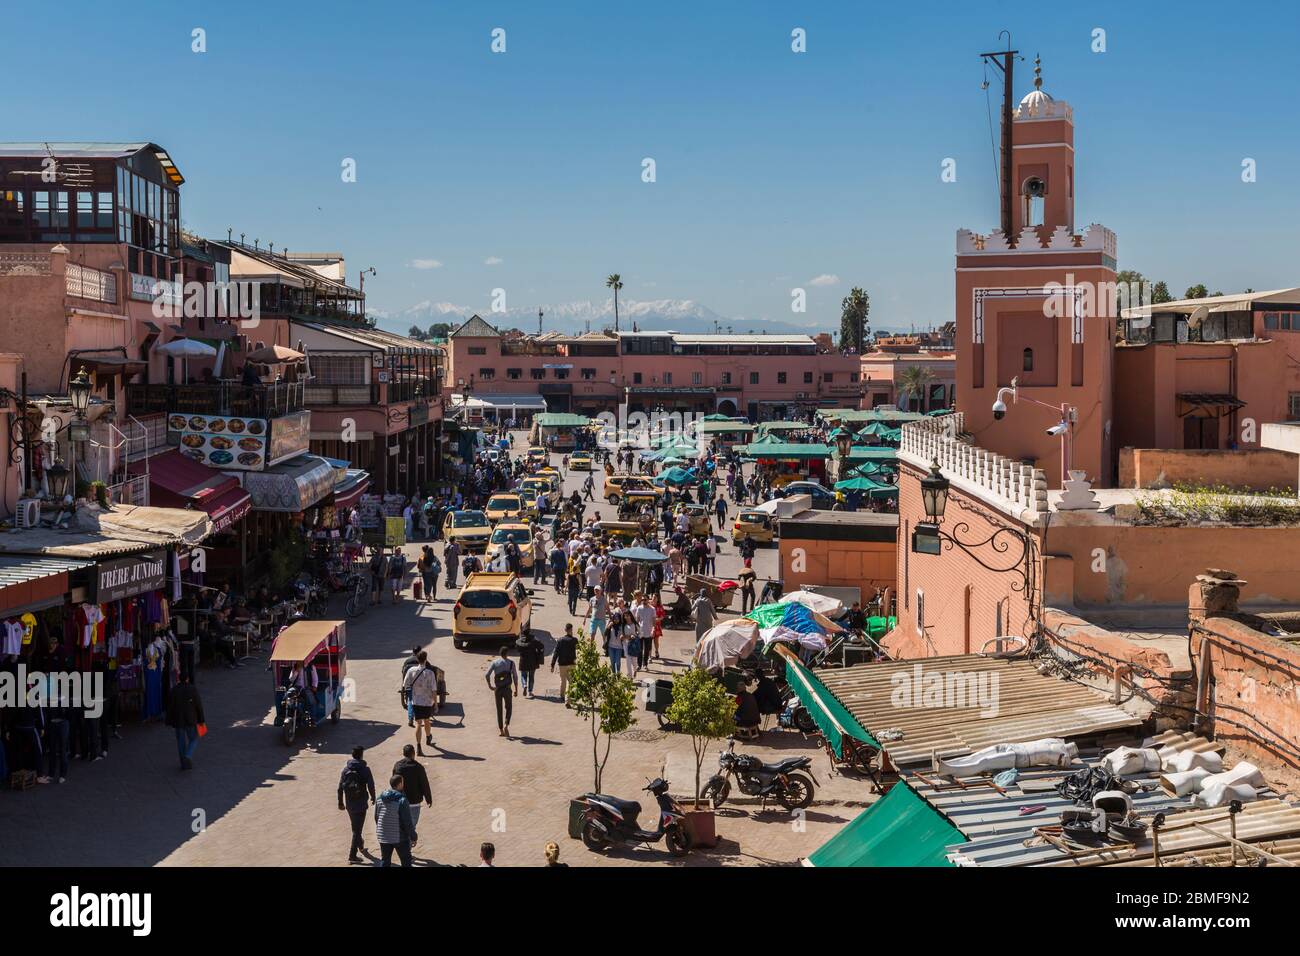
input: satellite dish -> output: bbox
[1188,305,1209,329]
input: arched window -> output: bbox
[1023,347,1034,372]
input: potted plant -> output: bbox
[664,666,736,848]
[89,480,110,508]
[565,637,637,835]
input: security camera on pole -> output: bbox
[990,376,1076,487]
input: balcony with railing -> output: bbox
[304,383,376,405]
[126,380,306,419]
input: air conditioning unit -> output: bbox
[15,498,41,529]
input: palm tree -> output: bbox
[897,365,936,412]
[606,273,624,332]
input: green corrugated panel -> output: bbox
[781,655,879,756]
[807,782,964,867]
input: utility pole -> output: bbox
[980,35,1020,237]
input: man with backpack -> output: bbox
[338,745,377,863]
[392,744,433,832]
[374,774,418,867]
[403,650,439,756]
[485,646,519,738]
[387,549,406,604]
[550,622,579,706]
[368,548,388,606]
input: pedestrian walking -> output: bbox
[544,841,568,867]
[392,744,433,833]
[693,592,716,640]
[402,651,439,755]
[486,646,519,738]
[165,675,205,771]
[583,585,608,642]
[400,646,421,727]
[714,495,727,530]
[634,594,657,669]
[480,842,496,867]
[444,540,461,589]
[566,563,582,615]
[388,549,406,604]
[369,548,388,606]
[515,629,545,698]
[605,604,627,675]
[375,774,418,867]
[739,560,757,614]
[338,745,377,863]
[551,623,578,705]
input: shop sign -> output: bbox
[384,516,406,547]
[95,551,166,602]
[170,412,269,470]
[267,409,311,466]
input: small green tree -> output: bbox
[665,667,737,808]
[567,637,637,792]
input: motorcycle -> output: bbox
[577,778,692,857]
[702,739,816,811]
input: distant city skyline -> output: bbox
[6,2,1296,338]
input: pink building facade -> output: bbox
[445,316,864,421]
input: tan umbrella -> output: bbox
[245,344,305,363]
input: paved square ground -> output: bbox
[0,433,878,867]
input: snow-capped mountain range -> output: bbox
[368,298,835,337]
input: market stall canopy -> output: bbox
[331,470,371,510]
[738,441,833,459]
[701,413,733,421]
[776,589,845,617]
[0,503,213,559]
[695,420,755,434]
[693,619,759,671]
[535,412,592,428]
[805,781,963,867]
[245,344,305,364]
[756,421,809,434]
[655,466,697,486]
[609,547,669,563]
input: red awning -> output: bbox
[204,484,252,534]
[332,474,371,510]
[130,450,250,532]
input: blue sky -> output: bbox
[5,0,1299,333]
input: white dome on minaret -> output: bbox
[1015,55,1069,119]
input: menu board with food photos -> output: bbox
[168,412,269,471]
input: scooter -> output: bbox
[777,689,819,735]
[702,739,816,811]
[577,778,692,857]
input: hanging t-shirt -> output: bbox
[2,620,22,656]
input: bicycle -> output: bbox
[344,571,370,618]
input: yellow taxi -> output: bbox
[603,474,658,504]
[519,477,557,510]
[569,450,593,471]
[485,493,525,523]
[526,446,548,467]
[732,509,775,545]
[516,487,542,519]
[452,572,533,649]
[489,523,536,571]
[442,509,491,552]
[676,503,712,536]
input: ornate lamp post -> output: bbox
[830,426,853,483]
[911,460,1032,592]
[66,367,92,506]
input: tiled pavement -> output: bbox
[0,436,879,867]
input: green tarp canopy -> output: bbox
[535,413,592,428]
[779,652,878,757]
[696,420,754,433]
[807,781,964,867]
[739,441,833,460]
[756,421,809,434]
[847,447,898,463]
[821,408,925,423]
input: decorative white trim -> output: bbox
[1012,142,1074,150]
[971,286,1084,344]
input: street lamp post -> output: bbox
[911,459,1032,592]
[67,367,92,507]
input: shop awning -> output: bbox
[0,555,94,615]
[805,782,964,867]
[777,646,878,757]
[130,450,251,535]
[331,470,371,510]
[239,454,336,513]
[450,393,547,411]
[78,354,149,376]
[1177,393,1246,417]
[535,413,592,427]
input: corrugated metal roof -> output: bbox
[813,655,1140,767]
[0,554,94,588]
